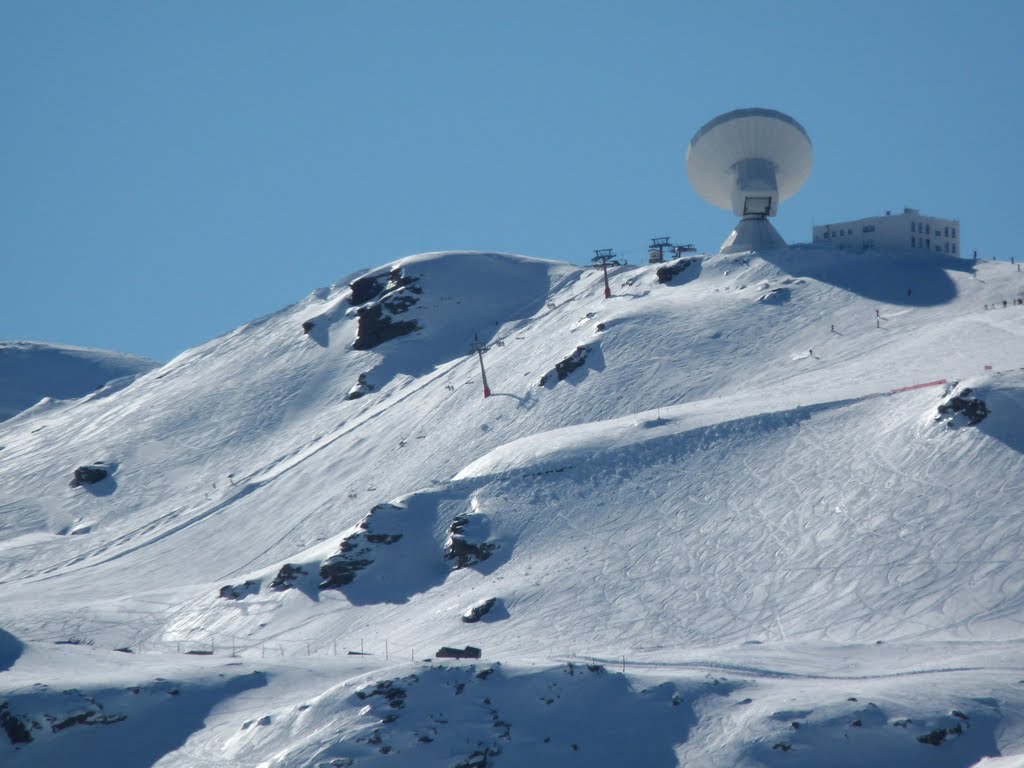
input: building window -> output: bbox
[953,243,957,254]
[911,222,916,233]
[952,228,957,239]
[944,227,949,237]
[926,238,931,248]
[911,236,916,247]
[926,224,930,234]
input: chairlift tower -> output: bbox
[648,237,672,264]
[470,337,491,398]
[592,249,618,299]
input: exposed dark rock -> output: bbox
[355,678,410,709]
[951,710,969,721]
[851,719,862,727]
[0,703,33,744]
[772,743,792,752]
[462,598,497,623]
[539,345,591,387]
[301,320,315,335]
[937,387,990,426]
[917,729,948,746]
[51,710,127,732]
[352,303,420,350]
[218,580,258,600]
[454,749,497,768]
[445,515,496,570]
[319,504,404,590]
[365,533,402,545]
[351,268,424,350]
[269,564,307,591]
[892,718,912,728]
[656,257,697,284]
[350,267,420,307]
[436,646,482,660]
[349,273,389,306]
[69,464,108,488]
[345,373,375,400]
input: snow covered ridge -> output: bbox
[0,341,159,422]
[1,248,1024,765]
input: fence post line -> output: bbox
[307,642,311,656]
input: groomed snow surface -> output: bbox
[1,246,1023,766]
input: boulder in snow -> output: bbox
[656,257,698,284]
[462,597,498,623]
[69,464,109,488]
[539,345,591,387]
[218,580,259,600]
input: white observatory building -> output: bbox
[686,108,813,254]
[812,208,960,255]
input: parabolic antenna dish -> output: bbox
[686,108,813,254]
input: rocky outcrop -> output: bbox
[0,702,33,744]
[445,515,496,570]
[350,268,423,351]
[319,505,404,590]
[936,386,989,426]
[656,257,697,284]
[218,580,258,600]
[539,346,591,387]
[269,563,306,591]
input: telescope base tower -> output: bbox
[719,216,786,255]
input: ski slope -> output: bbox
[0,246,1022,766]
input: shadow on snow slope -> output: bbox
[974,381,1024,455]
[1,664,267,767]
[762,247,972,307]
[0,627,23,672]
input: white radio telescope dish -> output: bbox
[686,108,813,254]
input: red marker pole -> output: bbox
[476,347,491,398]
[592,249,617,300]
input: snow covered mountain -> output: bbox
[0,341,159,422]
[0,247,1022,767]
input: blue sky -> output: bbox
[2,1,1021,361]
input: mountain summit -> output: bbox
[1,247,1022,767]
